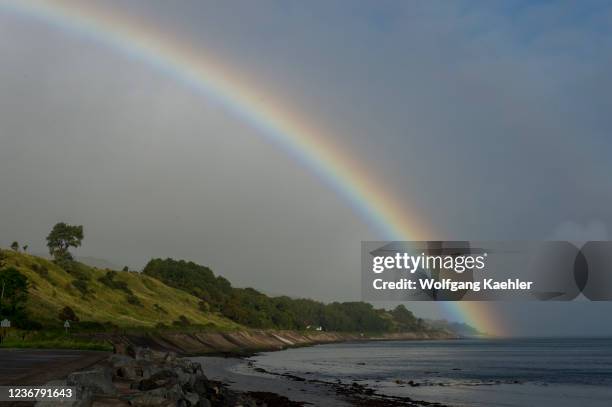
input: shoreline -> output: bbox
[195,354,450,406]
[8,338,609,406]
[96,329,459,357]
[0,331,459,406]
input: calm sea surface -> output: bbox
[241,338,612,406]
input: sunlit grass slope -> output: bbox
[1,250,240,330]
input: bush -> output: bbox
[72,279,89,296]
[172,316,191,327]
[126,294,142,307]
[98,271,132,294]
[14,318,43,330]
[58,306,79,322]
[198,301,210,312]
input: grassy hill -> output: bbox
[0,249,240,330]
[0,249,475,344]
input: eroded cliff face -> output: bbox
[98,330,458,356]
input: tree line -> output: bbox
[143,258,428,333]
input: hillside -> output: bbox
[0,249,476,341]
[0,249,240,330]
[142,258,457,335]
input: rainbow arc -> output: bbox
[0,0,504,336]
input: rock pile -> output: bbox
[36,346,263,407]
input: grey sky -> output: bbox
[1,0,611,336]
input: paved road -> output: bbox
[0,349,110,386]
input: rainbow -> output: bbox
[0,0,503,336]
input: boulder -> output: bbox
[163,351,177,363]
[191,375,213,396]
[67,367,117,396]
[116,365,144,380]
[140,361,166,379]
[134,347,153,361]
[135,370,179,391]
[175,367,194,387]
[181,391,200,406]
[196,399,212,407]
[128,393,172,407]
[109,354,136,368]
[128,383,184,405]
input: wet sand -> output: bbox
[194,356,352,406]
[193,356,445,406]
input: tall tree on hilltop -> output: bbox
[46,223,84,262]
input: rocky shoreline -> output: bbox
[34,345,449,407]
[36,345,303,407]
[30,330,458,406]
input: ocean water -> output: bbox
[243,338,612,406]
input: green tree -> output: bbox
[391,304,419,331]
[10,241,19,252]
[22,245,28,252]
[0,267,29,317]
[46,223,84,261]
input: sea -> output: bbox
[239,337,612,407]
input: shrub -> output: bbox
[14,318,43,330]
[172,316,191,327]
[98,271,132,294]
[72,279,89,296]
[198,301,210,312]
[58,306,79,322]
[126,294,142,307]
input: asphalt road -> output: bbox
[0,349,110,386]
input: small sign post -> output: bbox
[0,319,10,343]
[64,320,70,335]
